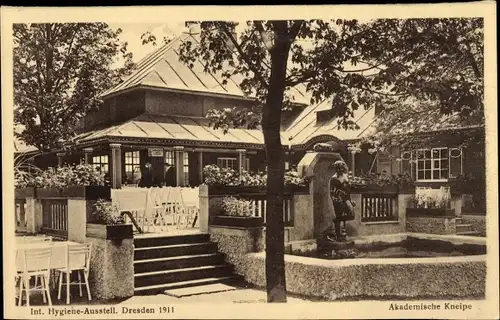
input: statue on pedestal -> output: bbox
[326,160,356,242]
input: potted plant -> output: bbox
[406,187,455,217]
[86,199,133,240]
[210,196,263,228]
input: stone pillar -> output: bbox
[83,147,94,165]
[198,151,204,184]
[85,226,134,300]
[397,193,413,229]
[237,149,246,174]
[198,184,209,233]
[350,151,356,175]
[173,146,184,186]
[110,143,122,189]
[67,199,87,243]
[25,197,43,234]
[297,151,344,241]
[56,152,65,167]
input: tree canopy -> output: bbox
[169,18,483,302]
[13,23,135,151]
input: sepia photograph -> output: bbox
[2,4,498,319]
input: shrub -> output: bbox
[203,165,308,188]
[89,199,124,225]
[14,164,107,188]
[221,196,253,217]
[413,187,451,209]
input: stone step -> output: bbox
[456,230,482,237]
[164,283,237,298]
[134,233,209,248]
[134,264,234,288]
[134,242,218,260]
[134,253,225,273]
[456,224,473,233]
[134,276,236,295]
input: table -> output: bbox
[16,241,83,272]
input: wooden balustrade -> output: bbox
[360,192,398,222]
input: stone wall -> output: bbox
[85,236,135,300]
[240,252,485,300]
[461,215,487,237]
[406,216,456,235]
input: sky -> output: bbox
[108,22,186,67]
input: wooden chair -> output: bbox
[17,247,53,306]
[56,243,92,304]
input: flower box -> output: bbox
[351,185,398,194]
[406,208,456,218]
[208,185,308,196]
[15,187,36,199]
[86,223,133,240]
[210,216,263,228]
[35,186,111,200]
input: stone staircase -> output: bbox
[134,233,240,296]
[455,217,481,236]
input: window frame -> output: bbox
[124,151,141,180]
[415,147,449,182]
[217,157,238,171]
[92,155,109,174]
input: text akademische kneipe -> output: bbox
[389,302,473,311]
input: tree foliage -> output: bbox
[150,18,483,302]
[13,23,136,151]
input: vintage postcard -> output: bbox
[2,3,498,319]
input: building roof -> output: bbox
[101,33,310,105]
[285,100,376,146]
[77,113,291,150]
[14,138,38,154]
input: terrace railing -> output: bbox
[360,192,398,222]
[207,186,308,227]
[41,199,68,239]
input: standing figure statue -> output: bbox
[327,160,356,242]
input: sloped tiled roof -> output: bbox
[102,33,309,105]
[285,99,376,145]
[77,113,290,149]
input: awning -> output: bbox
[77,113,290,150]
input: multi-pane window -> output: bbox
[217,157,238,171]
[183,152,189,186]
[164,151,175,186]
[415,148,449,181]
[92,155,109,174]
[124,151,140,182]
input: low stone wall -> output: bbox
[85,236,134,300]
[240,252,485,301]
[406,216,456,235]
[209,226,264,275]
[461,215,487,237]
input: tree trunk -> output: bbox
[262,22,292,303]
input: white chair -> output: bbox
[17,247,53,306]
[57,243,92,304]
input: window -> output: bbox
[92,155,109,174]
[416,148,448,181]
[400,147,463,181]
[164,151,175,186]
[183,152,189,186]
[124,151,140,182]
[217,157,238,171]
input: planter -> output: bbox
[35,186,111,200]
[210,215,263,228]
[86,223,133,240]
[208,185,308,196]
[15,187,35,199]
[351,185,398,194]
[406,208,456,218]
